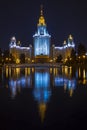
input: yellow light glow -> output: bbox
[6,58,8,61]
[32,60,34,63]
[6,67,9,78]
[65,66,68,76]
[38,16,46,26]
[69,34,73,40]
[83,79,86,85]
[50,68,52,74]
[78,67,81,78]
[27,68,30,75]
[83,55,85,58]
[32,68,34,73]
[16,68,20,77]
[50,59,53,62]
[62,66,65,74]
[83,69,86,79]
[28,58,30,61]
[70,89,73,97]
[65,58,68,62]
[53,68,56,75]
[39,103,46,122]
[9,67,11,77]
[69,66,72,75]
[16,59,20,64]
[25,68,28,77]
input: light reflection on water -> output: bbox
[1,66,87,98]
[0,65,87,123]
[54,66,76,97]
[33,68,51,122]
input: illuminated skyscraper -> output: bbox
[9,7,75,64]
[33,6,51,62]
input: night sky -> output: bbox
[0,0,87,50]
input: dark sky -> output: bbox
[0,0,87,50]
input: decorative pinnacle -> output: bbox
[40,4,43,16]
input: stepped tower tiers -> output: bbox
[33,6,51,63]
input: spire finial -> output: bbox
[40,4,43,16]
[38,5,46,26]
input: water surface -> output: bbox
[0,66,87,129]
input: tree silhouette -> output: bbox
[78,43,86,56]
[70,48,76,60]
[56,55,63,63]
[20,53,25,63]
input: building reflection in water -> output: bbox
[3,66,87,99]
[9,67,31,99]
[83,69,87,84]
[76,67,87,84]
[2,65,87,122]
[53,66,76,97]
[33,68,51,122]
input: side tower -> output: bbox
[33,6,51,63]
[9,36,31,64]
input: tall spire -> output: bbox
[40,4,43,16]
[38,5,46,26]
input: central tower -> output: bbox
[33,6,51,63]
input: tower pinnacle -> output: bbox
[40,4,43,16]
[38,5,46,26]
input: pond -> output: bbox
[0,66,87,129]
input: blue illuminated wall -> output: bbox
[33,11,51,56]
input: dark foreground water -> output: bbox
[0,65,87,129]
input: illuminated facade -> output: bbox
[33,7,51,62]
[9,7,75,63]
[52,34,75,62]
[9,37,32,63]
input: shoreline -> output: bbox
[2,63,63,68]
